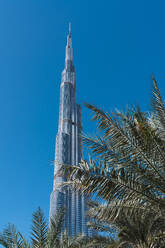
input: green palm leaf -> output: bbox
[0,224,29,248]
[31,207,47,248]
[151,77,165,139]
[59,79,165,228]
[47,208,65,248]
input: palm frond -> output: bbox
[59,157,164,213]
[84,103,165,180]
[86,200,152,227]
[87,200,165,248]
[0,224,29,248]
[47,208,65,248]
[87,220,115,234]
[58,79,165,247]
[151,77,165,139]
[84,235,118,248]
[31,207,48,248]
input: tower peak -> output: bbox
[66,23,73,60]
[69,23,71,36]
[62,23,75,85]
[67,23,72,48]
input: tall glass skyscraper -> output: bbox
[49,25,91,237]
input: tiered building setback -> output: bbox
[49,25,91,237]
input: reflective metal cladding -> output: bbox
[49,25,92,237]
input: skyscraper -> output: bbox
[49,25,90,237]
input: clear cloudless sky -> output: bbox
[1,0,165,239]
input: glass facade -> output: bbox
[49,29,92,237]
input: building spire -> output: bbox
[50,24,90,239]
[62,23,75,86]
[69,22,71,37]
[65,23,73,62]
[66,22,72,50]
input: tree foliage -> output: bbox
[0,207,114,248]
[59,78,165,247]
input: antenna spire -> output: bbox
[65,23,73,61]
[69,23,71,36]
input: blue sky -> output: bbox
[0,0,165,239]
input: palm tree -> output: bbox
[46,207,65,248]
[59,78,165,245]
[0,207,64,248]
[0,223,30,248]
[31,207,48,248]
[87,201,165,248]
[1,207,114,248]
[60,78,165,213]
